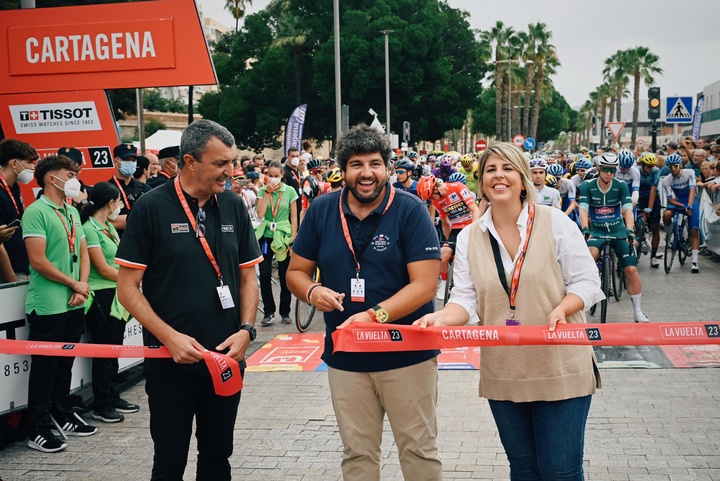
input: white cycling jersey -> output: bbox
[615,166,640,192]
[534,185,561,208]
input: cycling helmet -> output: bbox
[617,149,636,169]
[596,153,619,168]
[407,151,418,159]
[448,172,467,184]
[416,175,437,201]
[583,167,599,181]
[439,156,453,172]
[529,158,548,170]
[545,174,558,189]
[460,154,474,169]
[638,152,657,166]
[428,155,437,163]
[326,168,343,183]
[418,155,427,163]
[575,158,593,170]
[665,153,682,166]
[395,158,415,174]
[307,158,323,171]
[471,163,479,180]
[547,164,564,177]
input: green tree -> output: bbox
[536,87,571,141]
[603,49,631,122]
[225,0,252,32]
[107,89,137,119]
[527,22,559,141]
[144,118,166,138]
[481,21,515,140]
[471,88,496,137]
[625,46,662,148]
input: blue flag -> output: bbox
[284,103,308,155]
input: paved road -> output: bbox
[1,252,719,480]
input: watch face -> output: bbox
[376,308,390,323]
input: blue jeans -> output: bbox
[488,395,592,481]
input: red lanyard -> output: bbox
[267,189,283,221]
[174,176,223,285]
[338,185,396,277]
[0,174,20,216]
[52,204,77,259]
[507,203,535,317]
[112,176,131,211]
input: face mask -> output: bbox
[14,164,34,185]
[52,176,82,199]
[290,158,300,167]
[303,186,312,196]
[167,160,178,173]
[108,202,123,220]
[119,161,137,177]
[268,177,281,187]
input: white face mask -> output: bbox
[302,186,312,196]
[268,177,281,187]
[108,202,123,221]
[52,176,82,199]
[290,157,300,167]
[14,164,34,185]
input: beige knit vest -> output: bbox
[467,204,600,402]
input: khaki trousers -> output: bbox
[328,357,442,481]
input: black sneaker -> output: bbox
[53,418,97,437]
[261,314,274,326]
[92,406,125,423]
[112,398,139,414]
[27,428,67,453]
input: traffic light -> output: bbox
[648,87,661,120]
[591,116,598,136]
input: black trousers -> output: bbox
[145,371,242,481]
[86,288,125,408]
[26,308,84,429]
[258,236,291,317]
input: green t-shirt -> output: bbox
[83,217,120,291]
[22,196,85,315]
[257,183,298,237]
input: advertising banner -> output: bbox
[284,104,307,155]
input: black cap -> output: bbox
[58,147,83,165]
[158,146,180,159]
[113,144,138,160]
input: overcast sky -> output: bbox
[197,0,719,112]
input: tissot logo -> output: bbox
[10,101,100,134]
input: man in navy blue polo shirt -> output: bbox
[288,124,443,481]
[116,119,262,480]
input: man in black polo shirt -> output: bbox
[108,144,151,234]
[148,145,180,189]
[0,139,38,283]
[287,124,443,480]
[116,119,262,480]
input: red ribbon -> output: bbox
[332,322,720,353]
[0,339,243,396]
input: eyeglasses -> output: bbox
[196,207,206,238]
[599,167,616,173]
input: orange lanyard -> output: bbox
[507,203,535,318]
[174,176,223,285]
[52,205,77,261]
[0,174,20,216]
[112,176,131,211]
[338,185,395,277]
[267,189,283,221]
[91,217,119,245]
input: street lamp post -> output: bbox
[380,30,393,143]
[333,0,342,143]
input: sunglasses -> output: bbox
[395,170,406,175]
[669,164,681,169]
[196,207,206,238]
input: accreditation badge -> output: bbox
[350,278,365,302]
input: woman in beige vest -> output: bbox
[416,142,604,481]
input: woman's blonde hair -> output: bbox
[478,142,535,203]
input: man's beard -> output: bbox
[349,178,385,204]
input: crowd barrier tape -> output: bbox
[332,322,720,353]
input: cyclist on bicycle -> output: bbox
[578,153,650,323]
[548,163,578,219]
[571,157,594,192]
[457,154,478,196]
[530,158,561,208]
[661,153,701,273]
[392,158,419,196]
[417,174,481,299]
[615,149,641,208]
[637,152,662,267]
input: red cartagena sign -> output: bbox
[0,0,217,94]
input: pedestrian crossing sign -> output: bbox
[665,97,693,123]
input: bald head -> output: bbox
[146,153,160,177]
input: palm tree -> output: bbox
[517,30,535,138]
[602,50,631,122]
[528,22,558,141]
[625,46,663,148]
[270,14,309,106]
[595,83,613,146]
[224,0,252,32]
[481,21,515,140]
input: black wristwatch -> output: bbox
[239,323,257,341]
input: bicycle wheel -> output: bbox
[600,256,611,323]
[664,228,675,273]
[295,269,320,333]
[635,217,648,257]
[611,250,621,301]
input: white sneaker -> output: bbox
[634,312,650,323]
[691,262,699,273]
[650,256,659,268]
[436,279,447,300]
